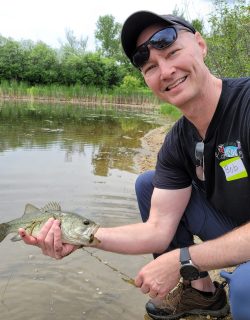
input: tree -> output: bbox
[23,42,59,84]
[191,19,204,35]
[59,29,88,57]
[205,0,249,77]
[172,5,204,35]
[0,37,27,81]
[95,15,122,59]
[60,52,122,88]
[102,58,123,87]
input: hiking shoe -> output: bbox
[146,281,230,320]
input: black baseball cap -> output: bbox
[121,10,196,63]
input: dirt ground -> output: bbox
[135,125,233,320]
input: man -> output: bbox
[19,11,250,320]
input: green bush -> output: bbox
[160,103,181,120]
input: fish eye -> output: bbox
[83,220,90,225]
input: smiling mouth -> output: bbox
[165,76,187,91]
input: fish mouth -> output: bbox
[88,224,100,244]
[87,223,100,238]
[91,224,100,235]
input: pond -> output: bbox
[0,102,164,320]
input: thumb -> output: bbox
[18,228,38,246]
[134,274,143,288]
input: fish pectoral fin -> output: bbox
[23,204,41,216]
[11,234,22,242]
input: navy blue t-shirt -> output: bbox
[153,78,250,225]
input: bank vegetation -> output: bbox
[0,0,248,117]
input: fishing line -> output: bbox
[82,247,136,287]
[1,272,13,309]
[82,249,153,320]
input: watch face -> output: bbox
[180,264,200,281]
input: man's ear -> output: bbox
[194,32,207,59]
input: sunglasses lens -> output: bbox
[195,142,204,162]
[150,28,177,49]
[195,141,205,181]
[132,27,178,68]
[132,45,150,68]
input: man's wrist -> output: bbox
[179,247,208,281]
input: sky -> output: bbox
[0,0,215,51]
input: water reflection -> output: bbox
[0,102,159,319]
[0,102,158,175]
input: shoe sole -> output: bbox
[147,303,230,320]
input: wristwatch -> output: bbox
[180,247,201,281]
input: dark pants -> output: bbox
[135,170,250,320]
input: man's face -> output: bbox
[136,24,207,108]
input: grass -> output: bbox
[0,81,182,121]
[0,80,161,108]
[160,103,182,120]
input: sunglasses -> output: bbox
[132,26,193,69]
[195,141,205,181]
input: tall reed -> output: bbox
[0,81,160,108]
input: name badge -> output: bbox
[219,156,248,181]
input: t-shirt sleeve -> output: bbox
[153,127,192,189]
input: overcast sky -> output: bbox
[0,0,214,50]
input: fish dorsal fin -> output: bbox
[23,203,41,216]
[41,202,61,213]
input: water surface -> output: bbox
[0,102,161,319]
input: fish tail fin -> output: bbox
[0,223,9,242]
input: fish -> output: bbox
[0,202,100,246]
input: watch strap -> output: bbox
[199,271,209,278]
[180,247,191,263]
[180,247,209,278]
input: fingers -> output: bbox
[135,275,154,295]
[36,218,55,253]
[134,276,142,288]
[141,284,150,294]
[20,218,63,259]
[37,218,63,259]
[139,281,160,298]
[53,220,64,259]
[19,218,76,259]
[18,228,38,246]
[148,290,158,299]
[135,274,165,299]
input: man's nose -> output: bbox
[159,59,176,81]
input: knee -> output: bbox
[135,170,155,196]
[135,171,155,222]
[224,263,250,320]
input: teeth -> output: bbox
[166,76,186,90]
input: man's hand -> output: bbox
[134,249,180,299]
[18,218,78,259]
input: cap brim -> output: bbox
[121,11,175,61]
[121,10,195,62]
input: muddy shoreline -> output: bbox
[134,124,170,172]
